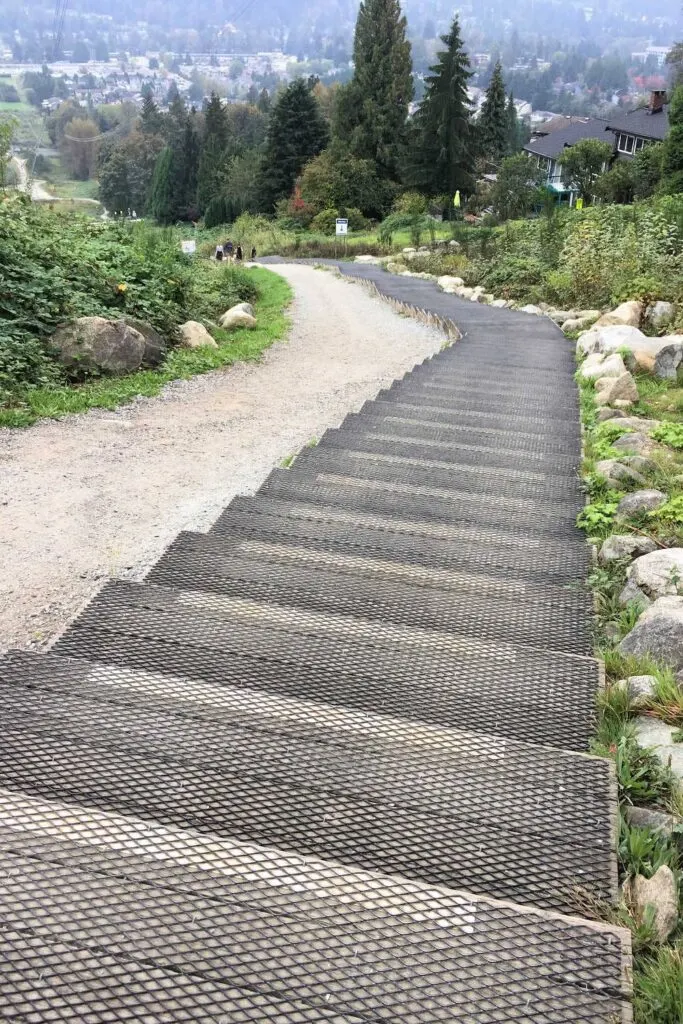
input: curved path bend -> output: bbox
[0,262,631,1024]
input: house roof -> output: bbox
[524,118,612,160]
[605,104,669,141]
[532,114,595,136]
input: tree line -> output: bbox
[92,0,525,224]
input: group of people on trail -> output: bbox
[215,240,257,263]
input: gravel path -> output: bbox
[0,263,444,651]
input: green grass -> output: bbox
[0,268,291,428]
[47,178,101,201]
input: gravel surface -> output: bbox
[0,263,444,651]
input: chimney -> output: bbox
[649,89,667,114]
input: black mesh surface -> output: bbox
[147,530,593,654]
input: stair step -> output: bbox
[0,784,630,1023]
[384,376,580,412]
[53,580,601,750]
[0,650,614,913]
[209,497,590,584]
[361,397,581,440]
[147,530,593,655]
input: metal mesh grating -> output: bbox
[0,786,630,1023]
[208,500,590,583]
[360,398,582,441]
[147,530,593,654]
[53,580,601,750]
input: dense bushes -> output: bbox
[0,193,257,404]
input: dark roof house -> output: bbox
[605,90,669,158]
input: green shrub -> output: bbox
[310,208,340,235]
[652,423,683,450]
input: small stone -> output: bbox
[354,255,383,265]
[620,595,683,669]
[645,300,675,330]
[596,459,647,489]
[616,489,667,519]
[519,304,542,315]
[219,306,257,330]
[625,804,682,836]
[615,417,662,432]
[597,408,627,422]
[619,578,651,608]
[612,432,655,455]
[549,310,574,324]
[599,535,658,563]
[177,321,218,349]
[628,865,678,943]
[613,399,636,409]
[490,298,507,308]
[625,674,657,700]
[594,371,639,407]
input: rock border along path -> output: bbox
[0,264,632,1023]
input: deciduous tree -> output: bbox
[559,138,613,203]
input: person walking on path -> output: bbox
[225,239,234,261]
[251,247,257,260]
[215,244,224,261]
[235,244,243,262]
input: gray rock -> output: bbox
[219,306,257,330]
[654,340,683,380]
[580,352,626,380]
[578,325,661,358]
[594,371,639,407]
[620,595,683,669]
[645,300,675,330]
[596,459,647,489]
[597,407,627,422]
[122,318,166,367]
[549,309,575,324]
[519,304,543,315]
[594,300,644,329]
[599,535,658,563]
[232,302,255,317]
[628,865,679,943]
[437,275,465,292]
[619,578,651,609]
[626,674,658,700]
[614,417,662,432]
[611,432,655,455]
[616,489,667,519]
[490,298,508,308]
[50,316,146,376]
[621,455,659,476]
[354,255,383,265]
[625,804,682,836]
[628,548,683,600]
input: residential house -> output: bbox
[524,91,670,202]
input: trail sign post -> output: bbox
[335,218,348,235]
[181,240,196,255]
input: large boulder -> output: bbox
[579,352,626,381]
[563,314,600,334]
[616,489,667,520]
[437,275,465,293]
[615,417,662,432]
[619,595,683,669]
[594,371,639,407]
[627,548,683,602]
[177,321,218,349]
[50,316,146,376]
[594,300,644,329]
[611,432,655,455]
[231,301,255,316]
[627,865,678,943]
[219,305,257,330]
[654,340,683,380]
[599,534,658,564]
[519,304,543,316]
[122,317,166,367]
[354,255,383,265]
[596,459,648,489]
[577,325,662,358]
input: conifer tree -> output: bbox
[505,92,520,154]
[333,0,413,181]
[139,93,164,136]
[407,15,474,202]
[197,93,230,213]
[479,59,508,164]
[661,84,683,194]
[148,146,175,223]
[256,79,329,212]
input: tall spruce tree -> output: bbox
[407,15,474,202]
[505,92,520,154]
[256,78,329,212]
[479,60,508,165]
[197,93,230,213]
[139,93,164,136]
[148,146,175,223]
[333,0,413,181]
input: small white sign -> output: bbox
[181,240,196,254]
[335,218,348,236]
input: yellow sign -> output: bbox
[453,190,461,208]
[575,197,584,210]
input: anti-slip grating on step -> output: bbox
[146,531,593,654]
[360,398,582,441]
[383,378,580,413]
[0,787,630,1024]
[0,668,616,913]
[258,469,583,537]
[316,428,580,479]
[52,581,601,749]
[378,387,580,425]
[342,412,582,464]
[208,501,591,583]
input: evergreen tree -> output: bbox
[197,93,230,213]
[662,85,683,194]
[256,79,329,212]
[479,60,508,165]
[333,0,413,181]
[139,93,164,136]
[505,92,520,154]
[148,146,175,223]
[407,15,474,203]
